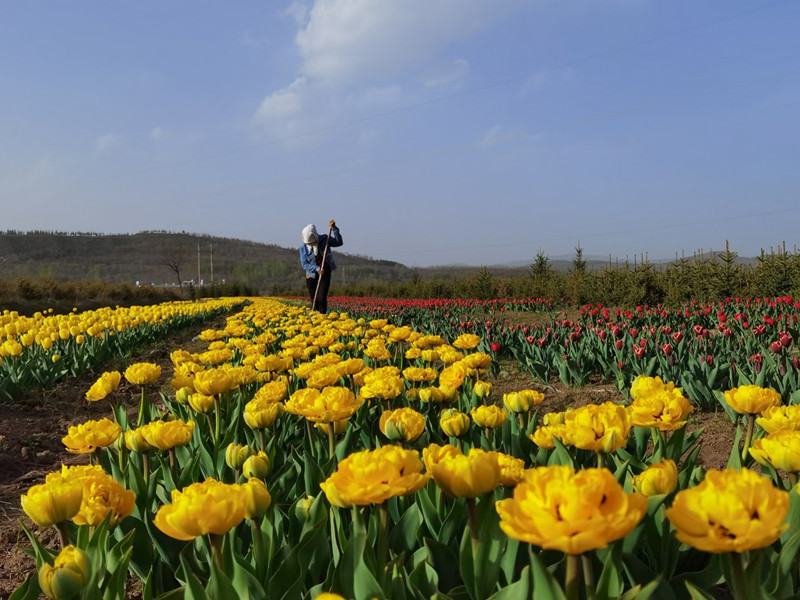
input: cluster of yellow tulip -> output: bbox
[13,297,800,600]
[0,298,241,401]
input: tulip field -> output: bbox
[4,295,800,600]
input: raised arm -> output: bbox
[327,219,343,247]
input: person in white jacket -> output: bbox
[299,220,342,313]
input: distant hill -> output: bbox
[0,231,412,294]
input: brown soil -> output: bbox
[0,315,225,599]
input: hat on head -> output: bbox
[302,224,318,245]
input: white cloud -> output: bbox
[282,0,309,26]
[95,133,116,152]
[241,31,268,48]
[296,0,522,84]
[149,126,169,140]
[254,77,307,122]
[253,0,527,140]
[422,59,470,88]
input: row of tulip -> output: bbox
[12,296,800,600]
[0,299,244,401]
[328,295,800,411]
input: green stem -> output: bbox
[209,534,225,571]
[55,521,71,549]
[658,428,668,459]
[168,448,178,483]
[517,413,525,431]
[259,429,267,453]
[730,552,747,600]
[788,472,798,490]
[142,453,150,484]
[138,387,148,426]
[250,519,265,580]
[597,452,605,469]
[378,502,390,573]
[93,447,103,467]
[327,424,336,463]
[466,498,479,556]
[565,554,581,600]
[582,554,595,600]
[741,415,755,462]
[213,396,221,446]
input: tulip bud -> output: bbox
[241,478,271,519]
[473,380,493,399]
[418,387,443,404]
[124,428,152,453]
[38,545,91,600]
[242,452,271,479]
[632,460,678,497]
[440,409,470,437]
[175,386,193,404]
[294,496,315,521]
[615,340,624,350]
[225,443,254,470]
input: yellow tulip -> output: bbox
[503,389,544,413]
[38,545,91,600]
[85,371,121,402]
[750,430,800,473]
[359,375,404,401]
[244,400,284,429]
[425,445,500,498]
[62,418,121,454]
[471,405,507,429]
[757,405,800,433]
[724,385,781,415]
[379,408,426,443]
[21,476,83,527]
[665,468,789,553]
[241,478,271,519]
[473,380,493,399]
[140,419,195,451]
[193,368,234,396]
[123,362,162,386]
[153,478,247,540]
[402,367,438,383]
[630,375,676,401]
[253,379,288,403]
[497,453,525,487]
[242,452,271,479]
[563,402,630,453]
[188,393,215,414]
[628,388,693,431]
[124,428,153,453]
[632,460,678,496]
[320,446,428,507]
[440,409,470,437]
[452,334,482,350]
[496,466,647,554]
[285,386,361,423]
[56,465,135,527]
[225,443,254,470]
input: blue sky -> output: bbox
[1,1,798,267]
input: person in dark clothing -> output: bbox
[299,220,342,313]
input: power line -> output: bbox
[11,0,795,196]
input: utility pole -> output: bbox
[197,244,201,286]
[210,243,214,284]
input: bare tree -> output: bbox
[160,240,191,292]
